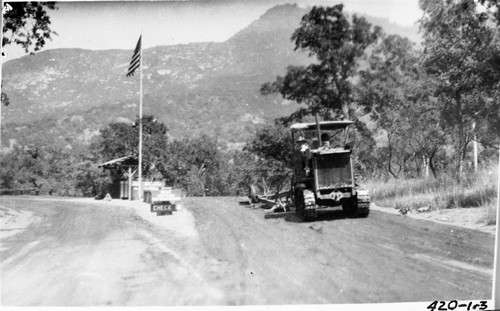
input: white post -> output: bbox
[138,35,143,202]
[473,139,478,172]
[492,141,500,308]
[128,167,132,201]
[472,121,478,172]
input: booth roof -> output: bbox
[290,120,354,132]
[98,156,138,169]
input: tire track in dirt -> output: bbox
[185,197,495,304]
[187,197,347,304]
[129,227,225,305]
[1,197,224,306]
[185,197,252,305]
[1,196,495,305]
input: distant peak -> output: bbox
[260,3,300,17]
[228,3,307,42]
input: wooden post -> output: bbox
[314,113,322,146]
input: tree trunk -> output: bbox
[429,152,438,179]
[472,120,478,172]
[423,155,430,178]
[386,133,398,178]
[456,93,463,183]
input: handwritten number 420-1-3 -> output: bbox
[427,300,488,311]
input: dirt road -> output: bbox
[0,196,494,306]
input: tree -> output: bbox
[261,4,382,120]
[158,135,223,196]
[478,0,500,24]
[2,2,58,106]
[219,149,259,196]
[92,115,169,179]
[0,143,87,196]
[357,34,451,179]
[2,2,58,54]
[419,0,500,178]
[243,121,294,192]
[244,121,293,169]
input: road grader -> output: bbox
[249,120,370,221]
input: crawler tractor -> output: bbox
[291,120,370,221]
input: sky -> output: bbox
[2,0,422,61]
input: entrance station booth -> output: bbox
[98,156,139,200]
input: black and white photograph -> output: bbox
[0,0,499,308]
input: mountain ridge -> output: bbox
[1,3,420,150]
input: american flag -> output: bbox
[126,35,141,77]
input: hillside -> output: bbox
[0,4,420,150]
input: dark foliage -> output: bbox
[2,2,58,54]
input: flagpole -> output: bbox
[125,35,142,201]
[138,35,143,202]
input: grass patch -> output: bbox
[363,165,498,219]
[481,202,498,226]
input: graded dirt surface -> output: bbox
[0,196,495,306]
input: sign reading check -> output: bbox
[149,189,182,216]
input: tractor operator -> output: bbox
[321,133,330,148]
[297,136,312,176]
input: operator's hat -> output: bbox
[297,136,306,142]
